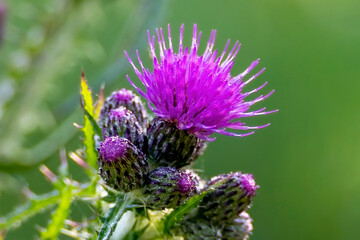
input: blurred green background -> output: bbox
[1,0,359,239]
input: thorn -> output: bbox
[23,187,36,199]
[35,225,44,233]
[99,83,105,97]
[59,148,68,176]
[0,230,6,239]
[64,219,80,228]
[69,152,89,169]
[80,96,84,109]
[39,165,57,183]
[73,122,83,129]
[64,178,72,186]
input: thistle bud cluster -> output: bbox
[97,88,259,239]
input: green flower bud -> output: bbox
[99,89,149,129]
[102,106,146,150]
[98,136,149,192]
[198,172,258,223]
[222,212,253,240]
[147,117,206,168]
[143,167,196,209]
[177,220,222,240]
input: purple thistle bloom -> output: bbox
[125,24,277,140]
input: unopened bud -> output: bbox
[97,136,149,192]
[173,219,222,240]
[183,169,205,193]
[143,167,196,209]
[198,172,258,223]
[102,106,146,150]
[222,212,253,240]
[147,117,205,168]
[99,89,149,129]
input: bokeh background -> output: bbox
[1,0,359,239]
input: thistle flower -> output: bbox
[99,89,149,129]
[198,172,258,223]
[147,117,203,168]
[102,106,146,150]
[143,167,196,209]
[222,212,253,240]
[97,136,149,192]
[125,24,277,141]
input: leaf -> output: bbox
[163,191,208,234]
[84,108,103,140]
[41,185,72,240]
[94,84,105,120]
[97,194,132,240]
[0,190,61,231]
[80,72,98,169]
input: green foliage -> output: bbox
[163,191,208,234]
[0,1,176,239]
[0,190,61,232]
[83,108,103,141]
[94,86,105,121]
[80,73,98,169]
[41,185,72,240]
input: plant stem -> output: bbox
[97,194,132,240]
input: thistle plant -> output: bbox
[0,24,276,240]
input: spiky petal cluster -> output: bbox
[125,24,276,140]
[143,167,196,209]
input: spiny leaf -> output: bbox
[94,84,105,120]
[163,191,208,234]
[0,190,61,231]
[80,72,97,169]
[84,108,103,140]
[41,185,72,240]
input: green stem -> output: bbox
[97,194,132,240]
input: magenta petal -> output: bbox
[126,24,277,139]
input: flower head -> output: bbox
[147,117,202,168]
[198,172,258,222]
[97,136,149,192]
[125,24,277,140]
[99,88,149,129]
[102,106,146,150]
[143,167,196,209]
[222,212,253,240]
